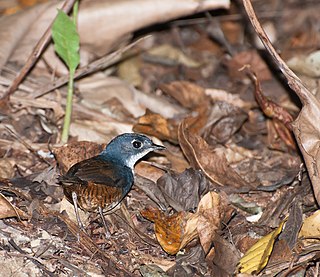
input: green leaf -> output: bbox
[52,9,80,73]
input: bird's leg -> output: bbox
[72,191,85,233]
[98,206,111,239]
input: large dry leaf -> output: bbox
[160,80,208,109]
[0,193,29,220]
[299,210,320,238]
[141,191,224,255]
[237,220,285,274]
[196,192,223,254]
[0,0,230,71]
[178,118,248,188]
[133,110,179,144]
[79,76,185,118]
[156,168,210,212]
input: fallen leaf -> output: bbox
[196,192,223,254]
[156,168,210,212]
[147,44,201,68]
[141,206,192,255]
[204,101,248,144]
[299,210,320,238]
[160,81,208,109]
[178,118,248,188]
[133,110,178,144]
[237,220,285,274]
[0,193,29,220]
[141,191,225,255]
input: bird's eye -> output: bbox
[132,140,142,148]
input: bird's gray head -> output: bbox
[99,133,165,168]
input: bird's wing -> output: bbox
[61,157,131,188]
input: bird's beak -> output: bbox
[152,143,165,151]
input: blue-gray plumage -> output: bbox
[59,133,165,236]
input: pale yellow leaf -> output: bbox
[299,210,320,238]
[237,220,285,274]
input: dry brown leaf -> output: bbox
[0,193,29,220]
[142,192,225,255]
[133,110,178,144]
[141,206,192,255]
[178,118,248,188]
[79,75,184,118]
[135,162,165,183]
[0,158,15,179]
[160,80,208,109]
[196,192,223,254]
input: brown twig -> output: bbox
[0,0,77,105]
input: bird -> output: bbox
[59,133,165,237]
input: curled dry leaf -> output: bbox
[178,118,248,188]
[141,192,225,255]
[0,193,30,220]
[250,72,293,129]
[159,81,208,109]
[204,101,248,144]
[133,110,178,144]
[157,168,210,212]
[141,205,192,255]
[195,192,223,254]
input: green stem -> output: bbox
[61,71,74,144]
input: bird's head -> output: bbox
[99,133,165,168]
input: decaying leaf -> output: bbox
[299,210,320,239]
[133,110,178,144]
[160,81,208,109]
[237,220,285,274]
[146,44,201,68]
[0,193,29,220]
[204,101,248,144]
[178,118,248,189]
[141,206,190,255]
[156,168,209,212]
[141,191,225,255]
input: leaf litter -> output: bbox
[0,0,320,276]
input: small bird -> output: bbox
[59,133,165,237]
